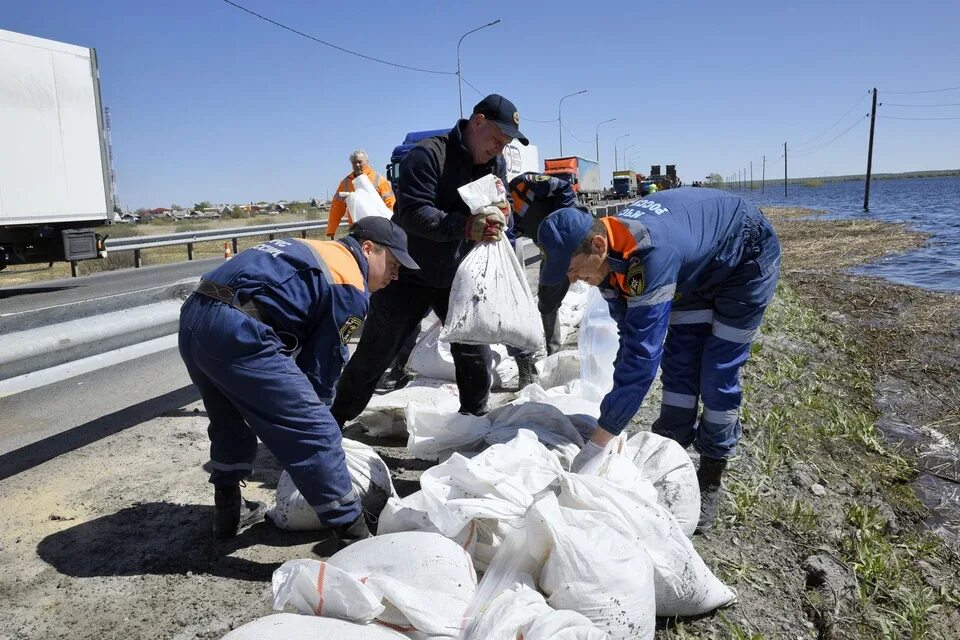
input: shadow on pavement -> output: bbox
[0,284,78,298]
[0,385,199,481]
[36,501,329,582]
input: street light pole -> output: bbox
[622,143,636,171]
[558,89,587,156]
[595,117,615,163]
[613,133,630,171]
[457,19,501,118]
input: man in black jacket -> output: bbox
[331,94,529,425]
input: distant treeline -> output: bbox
[724,169,960,186]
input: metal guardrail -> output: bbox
[97,201,632,272]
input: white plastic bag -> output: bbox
[267,438,396,531]
[273,532,477,638]
[353,378,461,437]
[579,287,620,397]
[560,452,735,617]
[406,320,518,389]
[535,350,582,389]
[343,175,392,221]
[627,431,701,537]
[222,613,409,639]
[441,236,544,352]
[526,493,656,640]
[556,280,592,345]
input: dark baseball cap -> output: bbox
[348,216,420,270]
[537,207,595,285]
[473,94,529,146]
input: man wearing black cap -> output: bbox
[332,94,529,425]
[178,217,418,549]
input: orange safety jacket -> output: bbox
[326,165,396,236]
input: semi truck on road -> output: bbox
[543,156,601,205]
[0,28,112,270]
[612,170,639,198]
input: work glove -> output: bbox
[570,440,605,473]
[465,205,507,243]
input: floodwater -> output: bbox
[748,175,960,292]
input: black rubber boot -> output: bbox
[334,513,373,548]
[213,485,266,539]
[516,354,538,389]
[541,311,561,355]
[696,457,728,533]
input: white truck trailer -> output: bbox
[0,28,111,269]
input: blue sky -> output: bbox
[4,0,959,209]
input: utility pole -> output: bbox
[863,87,878,211]
[783,142,788,197]
[750,161,753,191]
[761,155,766,193]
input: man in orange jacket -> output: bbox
[326,149,396,238]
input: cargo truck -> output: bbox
[0,28,112,270]
[386,130,539,192]
[543,156,601,204]
[612,170,638,198]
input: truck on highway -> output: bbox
[612,170,638,198]
[386,129,539,192]
[543,156,601,204]
[0,28,112,270]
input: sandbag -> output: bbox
[484,401,585,470]
[353,378,461,437]
[273,532,477,638]
[343,174,392,221]
[267,439,396,531]
[222,613,409,640]
[560,451,735,617]
[579,287,619,397]
[535,350,582,389]
[440,235,544,352]
[555,280,592,345]
[627,431,701,537]
[406,402,489,461]
[460,578,607,640]
[405,320,518,388]
[418,430,564,539]
[516,383,600,441]
[526,493,656,640]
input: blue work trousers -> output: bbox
[178,295,359,527]
[653,217,782,460]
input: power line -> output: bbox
[883,102,960,108]
[879,115,960,121]
[459,75,485,98]
[882,84,960,95]
[560,122,591,144]
[523,115,561,123]
[793,90,870,148]
[791,115,868,158]
[221,0,454,75]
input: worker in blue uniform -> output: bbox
[178,216,419,547]
[507,172,585,358]
[537,188,781,530]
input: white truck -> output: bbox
[0,28,111,270]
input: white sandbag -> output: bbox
[579,287,619,397]
[354,378,461,437]
[441,236,544,352]
[556,280,592,345]
[627,431,701,537]
[377,492,507,573]
[273,559,385,623]
[327,532,477,637]
[563,450,735,617]
[517,383,600,441]
[406,402,490,461]
[418,430,564,538]
[457,174,506,211]
[222,613,409,640]
[267,439,396,531]
[406,320,517,389]
[343,175,392,221]
[460,578,607,640]
[484,401,585,470]
[526,493,656,640]
[535,350,582,389]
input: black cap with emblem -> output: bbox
[473,94,529,146]
[348,216,420,270]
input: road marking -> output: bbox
[0,334,178,398]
